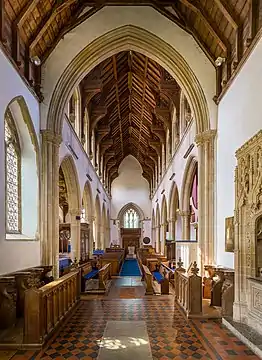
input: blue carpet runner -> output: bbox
[120,259,141,276]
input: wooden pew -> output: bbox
[98,263,112,291]
[0,276,17,329]
[141,264,154,295]
[80,262,99,292]
[24,269,80,346]
[152,263,169,295]
[100,251,124,275]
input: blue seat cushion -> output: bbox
[153,271,164,283]
[59,258,71,269]
[84,269,98,280]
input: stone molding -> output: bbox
[46,25,210,136]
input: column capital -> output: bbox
[179,210,191,217]
[41,129,62,146]
[69,208,82,217]
[195,129,217,147]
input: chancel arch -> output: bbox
[4,96,39,240]
[59,156,81,261]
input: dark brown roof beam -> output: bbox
[16,0,41,29]
[171,4,215,65]
[29,0,78,54]
[81,0,175,5]
[151,3,189,33]
[155,107,171,129]
[246,0,259,46]
[42,6,104,63]
[112,55,124,157]
[178,0,228,55]
[151,124,166,143]
[100,139,114,155]
[90,105,107,130]
[213,0,242,66]
[96,124,110,143]
[0,0,5,43]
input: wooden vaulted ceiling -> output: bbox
[1,0,261,101]
[81,50,180,187]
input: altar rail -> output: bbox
[175,261,202,318]
[24,269,80,346]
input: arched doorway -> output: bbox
[156,204,160,253]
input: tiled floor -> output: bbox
[3,277,260,360]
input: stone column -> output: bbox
[195,130,216,273]
[156,225,160,253]
[180,211,191,240]
[41,130,62,279]
[100,223,105,249]
[88,216,95,257]
[160,223,166,255]
[69,208,81,261]
[169,219,176,240]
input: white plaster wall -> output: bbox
[216,37,262,268]
[60,118,110,214]
[0,49,41,275]
[41,6,216,129]
[110,155,151,242]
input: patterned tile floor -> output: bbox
[3,278,260,360]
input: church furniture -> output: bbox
[98,263,112,291]
[203,266,233,307]
[166,240,176,261]
[121,228,141,255]
[221,270,234,317]
[80,223,90,261]
[160,262,175,287]
[100,251,124,275]
[24,269,80,346]
[0,276,17,329]
[175,261,202,318]
[152,267,169,295]
[80,262,99,292]
[141,265,154,295]
[59,223,71,253]
[105,247,124,253]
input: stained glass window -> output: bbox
[5,112,21,233]
[124,209,139,228]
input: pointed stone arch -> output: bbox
[181,156,198,213]
[60,155,81,212]
[155,204,160,252]
[101,203,107,249]
[82,180,94,221]
[160,195,168,254]
[94,195,101,249]
[169,182,180,221]
[47,25,210,137]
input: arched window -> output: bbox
[5,111,21,233]
[124,208,139,228]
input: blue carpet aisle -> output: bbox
[120,258,141,276]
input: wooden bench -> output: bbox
[80,262,99,291]
[98,263,112,291]
[152,264,169,295]
[142,264,154,295]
